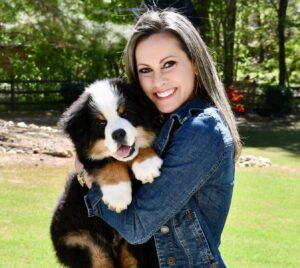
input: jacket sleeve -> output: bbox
[84,114,226,244]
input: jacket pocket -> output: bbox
[173,209,219,267]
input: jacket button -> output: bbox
[167,256,176,266]
[160,225,169,234]
[212,262,219,268]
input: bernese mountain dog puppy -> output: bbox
[50,78,162,268]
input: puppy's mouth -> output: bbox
[115,143,136,159]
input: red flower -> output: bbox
[226,84,245,113]
[232,104,245,113]
[231,94,243,102]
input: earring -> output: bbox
[194,74,200,96]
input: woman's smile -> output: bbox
[155,87,176,99]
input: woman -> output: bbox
[81,10,241,268]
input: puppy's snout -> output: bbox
[112,128,126,142]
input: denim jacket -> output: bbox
[84,97,235,268]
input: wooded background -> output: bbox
[0,0,299,113]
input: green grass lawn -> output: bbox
[220,124,300,268]
[0,124,299,267]
[221,165,300,268]
[0,165,69,268]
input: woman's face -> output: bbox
[135,32,197,114]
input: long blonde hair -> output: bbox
[124,10,241,161]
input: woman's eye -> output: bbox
[138,68,151,74]
[163,61,176,69]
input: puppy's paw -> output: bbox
[132,155,163,184]
[101,182,132,213]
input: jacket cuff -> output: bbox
[84,182,102,217]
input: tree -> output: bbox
[269,0,289,87]
[1,0,299,86]
[0,0,139,80]
[223,0,237,87]
[277,0,288,86]
[198,0,237,86]
[193,0,211,44]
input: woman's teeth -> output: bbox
[156,88,175,98]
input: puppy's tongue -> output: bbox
[116,145,131,158]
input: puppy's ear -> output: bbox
[58,91,90,140]
[125,83,161,123]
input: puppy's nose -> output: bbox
[112,129,126,142]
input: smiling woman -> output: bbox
[79,9,242,268]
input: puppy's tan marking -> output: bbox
[90,140,110,160]
[133,147,157,164]
[94,162,130,185]
[120,242,138,268]
[135,127,156,148]
[64,230,114,268]
[96,113,106,121]
[118,103,126,115]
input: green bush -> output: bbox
[257,85,293,116]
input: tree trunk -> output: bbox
[256,0,265,63]
[278,0,288,86]
[223,0,236,87]
[194,0,211,44]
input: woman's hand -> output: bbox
[75,155,94,189]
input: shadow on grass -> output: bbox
[239,124,300,159]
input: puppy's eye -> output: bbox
[119,111,128,117]
[98,120,107,126]
[119,111,128,118]
[96,114,107,126]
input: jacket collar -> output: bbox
[170,97,209,124]
[154,97,210,155]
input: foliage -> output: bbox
[193,0,300,86]
[0,0,299,112]
[232,0,300,86]
[257,85,293,116]
[0,0,138,81]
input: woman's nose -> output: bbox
[152,72,165,89]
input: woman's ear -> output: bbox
[193,62,198,76]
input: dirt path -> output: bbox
[0,113,74,168]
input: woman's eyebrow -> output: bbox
[137,55,177,67]
[159,55,176,63]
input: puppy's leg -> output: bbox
[63,231,115,268]
[131,148,163,184]
[94,162,132,213]
[119,242,138,268]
